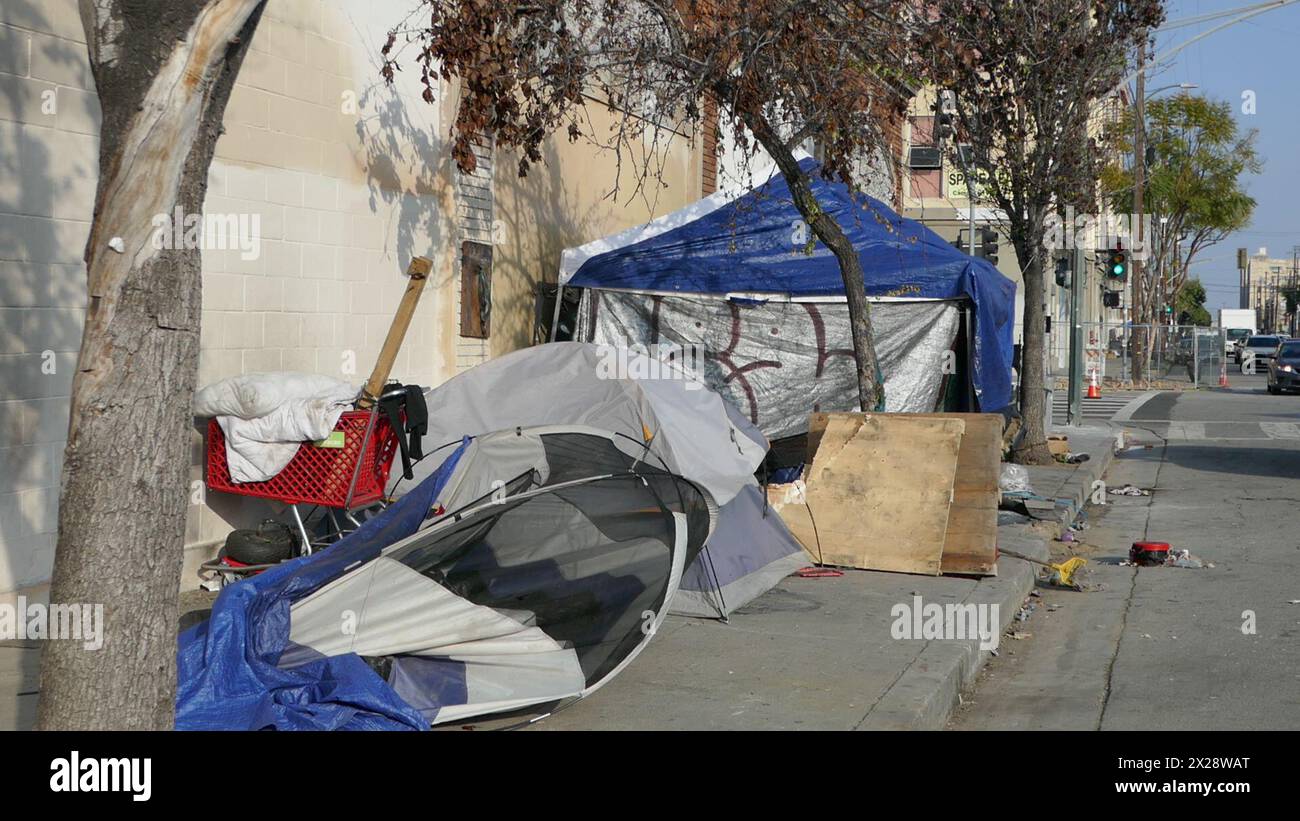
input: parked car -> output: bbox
[1226,327,1252,357]
[1267,340,1300,394]
[1238,335,1283,370]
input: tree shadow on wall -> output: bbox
[0,0,100,729]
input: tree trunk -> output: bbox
[1012,237,1053,465]
[744,117,884,412]
[37,0,265,731]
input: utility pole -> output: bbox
[1132,35,1147,381]
[1068,248,1084,425]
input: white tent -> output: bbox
[400,343,807,617]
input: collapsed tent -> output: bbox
[177,427,714,730]
[558,157,1017,439]
[404,342,807,618]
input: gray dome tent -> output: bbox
[178,425,715,729]
[400,342,807,618]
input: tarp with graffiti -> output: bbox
[577,292,958,439]
[559,157,1015,424]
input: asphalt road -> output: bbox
[953,376,1300,730]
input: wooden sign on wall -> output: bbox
[460,240,492,339]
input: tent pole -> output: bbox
[548,281,565,342]
[966,303,977,411]
[700,544,730,623]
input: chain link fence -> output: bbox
[1049,323,1228,388]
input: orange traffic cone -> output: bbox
[1218,360,1229,388]
[1086,367,1101,399]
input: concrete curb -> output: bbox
[858,434,1117,731]
[1112,390,1160,422]
[856,527,1042,730]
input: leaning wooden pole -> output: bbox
[356,256,433,409]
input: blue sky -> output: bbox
[1153,0,1300,312]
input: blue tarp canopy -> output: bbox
[562,158,1018,411]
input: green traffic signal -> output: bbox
[1106,249,1127,279]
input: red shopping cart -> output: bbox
[204,387,406,555]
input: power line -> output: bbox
[1118,0,1300,90]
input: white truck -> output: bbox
[1219,308,1258,358]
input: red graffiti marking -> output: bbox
[708,302,781,424]
[800,303,854,378]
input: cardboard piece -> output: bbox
[778,414,964,575]
[1047,434,1069,457]
[800,412,1001,576]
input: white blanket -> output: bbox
[195,372,359,483]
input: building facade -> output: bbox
[1242,249,1296,334]
[0,0,714,595]
[900,87,1131,382]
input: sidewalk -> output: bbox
[0,430,1116,732]
[0,586,42,730]
[522,428,1117,731]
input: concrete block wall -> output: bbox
[0,0,710,595]
[0,0,98,591]
[0,0,464,593]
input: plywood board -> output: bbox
[792,415,964,575]
[809,412,1000,576]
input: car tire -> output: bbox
[1268,382,1280,395]
[224,521,296,564]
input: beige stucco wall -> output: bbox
[184,0,466,574]
[0,0,100,592]
[488,112,704,358]
[0,0,708,594]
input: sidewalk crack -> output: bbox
[1098,433,1167,730]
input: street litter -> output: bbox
[795,566,844,578]
[1130,541,1169,565]
[1110,484,1151,497]
[1047,434,1069,457]
[999,546,1087,590]
[1169,549,1210,569]
[1008,631,1032,640]
[999,463,1032,493]
[1130,541,1212,569]
[999,510,1032,526]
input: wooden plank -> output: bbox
[789,415,964,575]
[910,413,1000,576]
[803,412,1000,576]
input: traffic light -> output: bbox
[1106,248,1127,280]
[1054,254,1072,288]
[933,92,956,142]
[977,227,999,266]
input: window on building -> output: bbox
[460,241,492,339]
[907,115,942,198]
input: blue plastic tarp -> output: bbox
[566,159,1017,411]
[175,440,469,731]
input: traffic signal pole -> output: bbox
[1068,247,1084,426]
[1132,36,1147,382]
